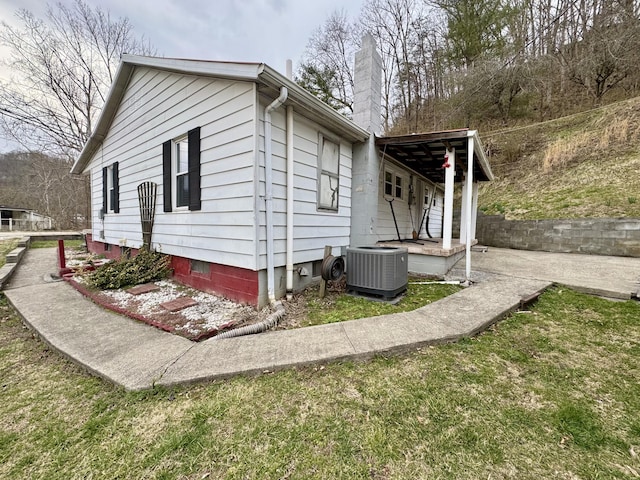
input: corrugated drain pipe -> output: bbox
[214,302,286,339]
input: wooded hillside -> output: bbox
[300,0,640,134]
[300,0,640,220]
[479,97,640,219]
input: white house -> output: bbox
[71,36,492,307]
[0,206,53,231]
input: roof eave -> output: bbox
[71,56,369,175]
[71,61,135,174]
[467,130,494,181]
[258,65,368,143]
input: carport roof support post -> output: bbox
[442,148,456,250]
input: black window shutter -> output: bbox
[112,162,120,213]
[188,127,201,211]
[102,166,108,214]
[162,140,172,212]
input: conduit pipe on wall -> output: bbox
[264,87,288,304]
[286,105,294,300]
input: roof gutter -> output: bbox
[71,56,368,176]
[258,65,368,143]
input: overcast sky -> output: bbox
[0,0,364,69]
[0,0,365,151]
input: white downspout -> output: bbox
[264,87,288,303]
[286,105,294,300]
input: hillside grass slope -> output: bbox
[479,97,640,220]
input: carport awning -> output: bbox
[375,128,494,184]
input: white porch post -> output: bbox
[471,182,479,240]
[459,174,469,244]
[465,135,475,281]
[442,147,455,250]
[9,218,12,231]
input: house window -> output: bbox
[107,165,115,211]
[395,175,403,199]
[190,259,210,275]
[102,162,119,214]
[384,171,393,196]
[175,137,189,208]
[162,127,201,212]
[383,169,403,200]
[312,260,322,277]
[317,134,340,211]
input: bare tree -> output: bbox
[560,0,640,104]
[0,151,88,229]
[299,0,640,133]
[297,10,358,116]
[0,0,153,157]
[360,0,430,132]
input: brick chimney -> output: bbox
[350,34,382,247]
[352,33,382,134]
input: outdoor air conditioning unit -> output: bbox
[346,246,408,299]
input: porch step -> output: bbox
[0,264,16,289]
[6,247,26,264]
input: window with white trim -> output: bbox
[162,127,201,213]
[175,137,189,208]
[384,171,393,196]
[395,175,403,199]
[384,169,404,200]
[102,162,119,214]
[106,165,115,212]
[317,134,340,211]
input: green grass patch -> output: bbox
[30,239,84,249]
[0,239,19,268]
[302,279,461,326]
[2,286,640,478]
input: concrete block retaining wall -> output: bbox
[475,213,640,257]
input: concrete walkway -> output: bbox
[3,246,637,390]
[454,247,640,300]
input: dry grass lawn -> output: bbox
[1,285,639,479]
[480,97,640,219]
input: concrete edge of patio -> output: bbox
[2,246,552,391]
[154,276,552,389]
[1,245,576,391]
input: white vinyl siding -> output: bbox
[86,68,258,269]
[256,105,353,269]
[417,180,443,238]
[376,162,443,241]
[427,189,444,238]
